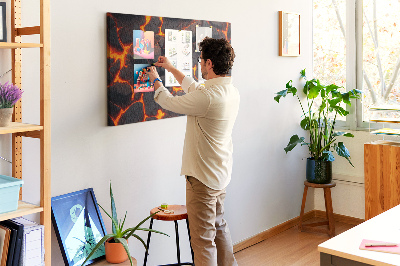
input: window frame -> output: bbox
[315,0,400,131]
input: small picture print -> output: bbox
[133,30,155,60]
[196,26,212,52]
[134,64,154,93]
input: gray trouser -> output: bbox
[186,176,238,266]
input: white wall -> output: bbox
[0,0,315,265]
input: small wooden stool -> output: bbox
[298,181,336,237]
[143,205,194,266]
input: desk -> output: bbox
[318,204,400,266]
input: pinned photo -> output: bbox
[165,29,193,86]
[134,64,154,93]
[196,26,212,52]
[133,30,154,60]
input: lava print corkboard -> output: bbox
[107,13,231,126]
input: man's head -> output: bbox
[199,37,235,79]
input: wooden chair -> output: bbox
[298,181,336,237]
[143,205,194,266]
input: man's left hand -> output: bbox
[143,66,160,83]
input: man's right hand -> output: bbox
[154,56,174,71]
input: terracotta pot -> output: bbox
[0,108,13,127]
[105,238,129,264]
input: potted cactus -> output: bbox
[81,182,168,266]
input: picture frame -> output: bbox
[51,188,107,266]
[0,2,6,42]
[279,11,300,56]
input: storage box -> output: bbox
[0,175,24,214]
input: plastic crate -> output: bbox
[0,175,24,214]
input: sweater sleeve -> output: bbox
[181,76,203,93]
[154,85,210,117]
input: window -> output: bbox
[313,0,400,130]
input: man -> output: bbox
[144,37,239,266]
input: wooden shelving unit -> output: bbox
[0,201,43,221]
[0,42,43,48]
[0,0,51,265]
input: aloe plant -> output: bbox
[274,69,362,166]
[81,183,168,266]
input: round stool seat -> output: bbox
[150,205,188,221]
[304,181,336,188]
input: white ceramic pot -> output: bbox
[0,108,14,127]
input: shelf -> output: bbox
[370,128,400,136]
[369,118,400,123]
[369,105,400,111]
[0,42,43,49]
[0,201,43,221]
[0,122,42,134]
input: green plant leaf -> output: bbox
[110,182,118,234]
[343,133,354,137]
[331,106,349,116]
[123,211,160,239]
[321,151,335,161]
[131,234,148,250]
[318,101,326,113]
[120,211,127,232]
[349,89,362,99]
[307,85,320,99]
[98,204,120,236]
[81,234,114,266]
[325,84,339,94]
[136,227,170,236]
[300,69,306,78]
[328,97,342,108]
[122,226,169,239]
[300,117,310,130]
[332,131,345,137]
[114,238,133,266]
[341,92,351,105]
[335,142,354,167]
[321,87,326,98]
[284,135,305,153]
[274,89,288,103]
[303,80,317,94]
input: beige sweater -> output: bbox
[154,76,240,190]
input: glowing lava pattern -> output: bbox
[107,13,231,126]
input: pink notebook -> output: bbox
[359,239,400,255]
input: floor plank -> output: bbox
[234,217,354,265]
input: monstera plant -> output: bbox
[274,69,362,183]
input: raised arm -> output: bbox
[154,56,185,85]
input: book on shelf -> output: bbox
[0,225,11,266]
[0,222,16,266]
[11,217,44,266]
[0,220,23,266]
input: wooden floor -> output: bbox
[234,217,354,266]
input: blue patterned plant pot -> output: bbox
[306,158,332,184]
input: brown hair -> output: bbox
[199,37,235,75]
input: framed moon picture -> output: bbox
[51,188,107,266]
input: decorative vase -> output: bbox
[0,108,13,127]
[306,158,332,184]
[105,238,128,264]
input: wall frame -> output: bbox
[279,11,300,56]
[51,188,107,266]
[0,2,6,42]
